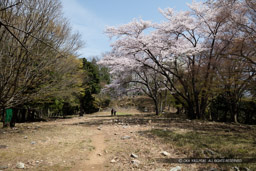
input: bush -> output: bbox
[209,94,256,124]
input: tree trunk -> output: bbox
[10,108,17,127]
[230,101,239,123]
[186,104,196,120]
[233,104,239,123]
[21,109,26,122]
[176,107,179,114]
[209,110,212,121]
[160,100,163,113]
[2,106,8,128]
[153,99,159,115]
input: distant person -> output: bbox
[111,109,113,116]
[111,108,117,116]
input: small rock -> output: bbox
[97,127,102,130]
[161,151,171,157]
[16,162,25,169]
[231,167,240,171]
[110,159,116,163]
[31,141,36,145]
[203,148,217,156]
[0,145,7,149]
[131,159,140,167]
[170,166,182,171]
[3,132,6,134]
[110,157,118,163]
[209,168,218,171]
[97,153,102,156]
[131,153,138,158]
[121,136,131,140]
[24,136,28,139]
[0,166,8,170]
[114,133,118,135]
[155,169,167,171]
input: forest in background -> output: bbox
[0,0,110,127]
[0,0,256,127]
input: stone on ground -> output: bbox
[130,153,138,158]
[131,159,140,167]
[0,165,8,170]
[161,151,171,157]
[170,166,182,171]
[16,162,25,169]
[121,135,131,140]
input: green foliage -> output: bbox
[168,94,183,108]
[81,90,99,113]
[209,94,256,124]
[80,58,111,114]
[82,58,101,94]
[94,95,111,109]
[239,99,256,124]
[209,94,230,122]
[99,67,111,85]
[49,99,64,116]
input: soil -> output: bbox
[0,110,255,171]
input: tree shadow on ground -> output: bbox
[66,113,255,134]
[64,113,185,127]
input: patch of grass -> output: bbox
[149,129,255,158]
[116,112,133,116]
[80,139,90,144]
[104,139,110,142]
[146,128,256,169]
[87,145,95,151]
[135,149,141,153]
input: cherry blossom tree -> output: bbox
[100,0,256,121]
[98,50,167,115]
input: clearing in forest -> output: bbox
[0,110,255,171]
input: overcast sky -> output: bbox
[60,0,193,59]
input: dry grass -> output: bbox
[0,111,255,171]
[144,124,256,170]
[0,118,96,170]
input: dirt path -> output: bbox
[72,132,106,171]
[0,111,198,170]
[1,110,254,170]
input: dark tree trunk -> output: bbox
[2,106,8,128]
[153,99,159,115]
[79,106,84,117]
[21,109,26,122]
[176,107,180,114]
[10,108,17,127]
[231,103,239,123]
[186,104,196,120]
